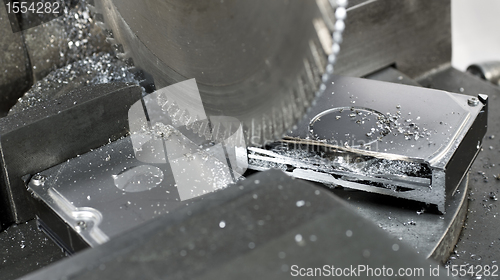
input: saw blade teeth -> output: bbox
[316,0,336,31]
[303,75,315,98]
[310,59,322,89]
[199,120,212,141]
[287,88,302,121]
[296,78,309,108]
[225,121,234,143]
[210,122,221,142]
[159,100,171,112]
[90,0,346,147]
[156,95,196,130]
[288,91,299,122]
[283,91,299,133]
[186,115,200,131]
[170,109,181,124]
[281,101,292,133]
[186,115,195,130]
[178,109,191,126]
[227,123,244,148]
[197,120,206,140]
[303,58,318,93]
[167,102,180,119]
[194,120,204,137]
[215,121,231,143]
[193,121,204,136]
[219,121,234,144]
[159,97,178,114]
[272,107,284,140]
[249,118,262,147]
[309,39,326,73]
[261,114,273,146]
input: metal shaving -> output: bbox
[249,144,430,178]
[9,0,137,114]
[30,0,111,67]
[383,107,430,141]
[10,53,137,114]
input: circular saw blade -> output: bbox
[89,0,344,146]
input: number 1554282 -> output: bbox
[447,264,498,278]
[5,1,60,14]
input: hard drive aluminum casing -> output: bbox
[28,136,215,250]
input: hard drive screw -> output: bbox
[76,221,87,232]
[468,97,479,106]
[32,174,46,186]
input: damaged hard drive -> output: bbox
[27,80,247,253]
[249,76,487,213]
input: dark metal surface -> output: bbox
[336,0,451,79]
[0,83,142,226]
[0,6,32,117]
[366,67,421,87]
[23,170,453,280]
[417,67,500,270]
[0,220,66,280]
[467,62,500,86]
[331,174,468,263]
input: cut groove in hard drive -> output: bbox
[308,106,389,148]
